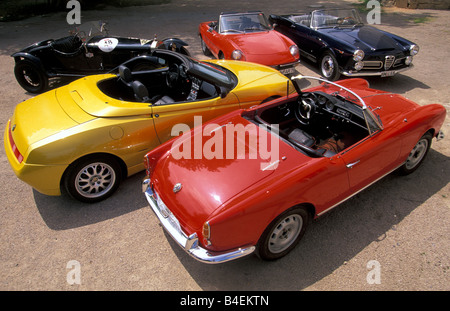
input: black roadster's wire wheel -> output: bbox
[14,60,48,93]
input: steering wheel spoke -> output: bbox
[295,93,317,126]
[166,63,180,88]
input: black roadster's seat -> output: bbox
[52,35,83,54]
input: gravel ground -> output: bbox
[0,0,448,291]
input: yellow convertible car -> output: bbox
[5,50,295,202]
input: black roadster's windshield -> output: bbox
[219,12,272,33]
[311,9,363,29]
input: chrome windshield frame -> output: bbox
[291,75,384,135]
[310,8,363,30]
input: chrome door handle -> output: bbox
[346,160,360,168]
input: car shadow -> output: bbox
[365,74,430,94]
[33,171,148,230]
[295,57,430,94]
[163,148,449,290]
[297,59,430,94]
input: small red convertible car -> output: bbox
[199,11,300,76]
[142,76,446,263]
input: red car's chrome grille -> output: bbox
[8,123,24,163]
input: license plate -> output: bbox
[381,70,396,77]
[280,67,295,75]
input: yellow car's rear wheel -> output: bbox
[64,155,122,203]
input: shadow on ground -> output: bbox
[33,171,148,230]
[161,149,449,290]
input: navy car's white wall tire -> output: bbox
[256,207,310,260]
[320,52,340,81]
[64,156,122,203]
[397,132,432,175]
[14,60,48,93]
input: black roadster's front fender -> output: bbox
[11,52,48,77]
[12,39,53,55]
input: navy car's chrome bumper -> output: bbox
[342,64,413,77]
[142,178,255,264]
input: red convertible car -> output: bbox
[199,11,300,76]
[142,76,446,263]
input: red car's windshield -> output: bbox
[219,12,272,33]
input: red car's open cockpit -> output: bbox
[245,76,383,158]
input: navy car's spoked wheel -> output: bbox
[64,156,122,203]
[14,60,48,93]
[320,52,340,81]
[397,132,432,175]
[256,207,309,260]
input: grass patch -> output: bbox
[352,0,384,14]
[413,16,432,24]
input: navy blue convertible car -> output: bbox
[269,9,419,80]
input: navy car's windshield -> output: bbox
[311,9,363,29]
[219,12,272,33]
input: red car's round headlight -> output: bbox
[290,45,299,58]
[232,50,244,60]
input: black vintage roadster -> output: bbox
[12,21,190,93]
[269,9,419,81]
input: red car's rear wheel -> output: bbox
[257,207,310,260]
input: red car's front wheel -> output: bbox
[199,35,212,56]
[397,132,432,175]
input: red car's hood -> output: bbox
[227,31,295,65]
[360,90,419,125]
[151,114,300,231]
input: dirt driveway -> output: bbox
[0,0,448,291]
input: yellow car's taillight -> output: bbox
[8,123,23,163]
